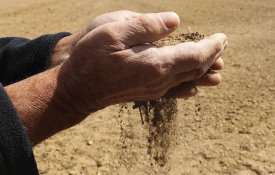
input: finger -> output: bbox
[197,34,227,68]
[158,33,227,75]
[94,12,180,49]
[195,70,222,86]
[87,10,142,31]
[165,82,198,98]
[165,71,221,99]
[170,51,221,85]
[210,57,224,70]
[197,33,228,56]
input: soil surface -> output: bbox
[1,0,274,174]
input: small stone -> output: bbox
[87,140,94,146]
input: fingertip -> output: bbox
[209,33,227,41]
[196,71,222,86]
[211,57,224,70]
[177,86,198,98]
[159,12,180,29]
[208,33,228,49]
[165,82,198,98]
[210,73,222,86]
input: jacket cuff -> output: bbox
[31,32,71,72]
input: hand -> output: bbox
[50,11,141,67]
[59,12,227,115]
[5,12,227,145]
[166,56,225,98]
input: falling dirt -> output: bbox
[133,98,177,167]
[2,0,274,174]
[132,32,205,167]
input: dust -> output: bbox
[117,104,137,170]
[133,98,177,167]
[132,32,205,167]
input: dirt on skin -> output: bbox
[1,0,274,175]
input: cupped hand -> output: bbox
[5,11,227,144]
[51,11,141,66]
[59,12,228,116]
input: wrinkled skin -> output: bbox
[60,12,227,115]
[6,11,227,145]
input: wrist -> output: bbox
[5,66,85,145]
[58,61,106,114]
[50,32,82,67]
[50,36,71,67]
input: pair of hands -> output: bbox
[56,10,227,113]
[6,11,227,144]
[55,10,227,112]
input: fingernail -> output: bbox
[224,41,228,49]
[159,12,180,29]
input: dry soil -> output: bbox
[0,0,274,174]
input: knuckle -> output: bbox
[151,61,163,77]
[100,25,119,42]
[150,60,172,79]
[138,15,156,34]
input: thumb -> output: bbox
[93,12,180,49]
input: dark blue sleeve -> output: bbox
[0,32,70,86]
[0,84,38,175]
[0,32,70,174]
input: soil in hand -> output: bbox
[133,32,205,167]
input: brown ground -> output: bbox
[1,0,274,174]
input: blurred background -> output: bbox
[1,0,274,174]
